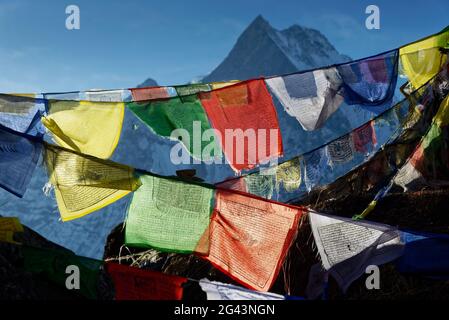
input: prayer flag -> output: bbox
[0,216,23,245]
[127,90,220,161]
[200,79,283,172]
[125,174,214,254]
[0,94,45,136]
[265,68,344,131]
[42,100,125,159]
[327,134,355,164]
[106,263,186,300]
[337,50,398,106]
[396,230,449,278]
[0,230,18,244]
[23,246,101,299]
[199,279,284,300]
[130,87,171,101]
[243,173,274,199]
[400,27,449,90]
[0,125,42,197]
[309,211,404,292]
[353,121,377,154]
[210,81,240,90]
[274,157,302,193]
[84,90,127,102]
[0,217,23,232]
[206,190,302,291]
[44,143,141,221]
[175,83,211,97]
[303,148,330,192]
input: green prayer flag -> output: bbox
[420,122,449,178]
[22,246,101,299]
[127,94,220,161]
[125,175,215,254]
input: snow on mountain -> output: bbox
[202,15,350,82]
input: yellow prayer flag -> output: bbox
[435,95,449,127]
[0,217,24,233]
[44,144,141,221]
[400,28,449,90]
[210,80,240,90]
[42,100,125,159]
[0,230,20,245]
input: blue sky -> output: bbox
[0,0,448,92]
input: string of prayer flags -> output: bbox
[399,26,449,90]
[217,81,414,201]
[199,279,284,300]
[23,246,102,299]
[42,100,125,159]
[0,125,42,197]
[44,143,141,221]
[206,190,303,291]
[215,66,442,203]
[342,72,448,219]
[265,50,398,133]
[199,79,283,172]
[309,211,404,292]
[43,90,130,102]
[106,263,187,300]
[265,68,344,131]
[45,82,237,104]
[394,94,449,191]
[125,174,214,254]
[127,90,220,161]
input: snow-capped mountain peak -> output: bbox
[202,15,350,82]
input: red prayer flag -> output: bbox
[106,263,186,300]
[199,80,283,172]
[130,87,170,102]
[205,190,302,291]
[353,121,377,153]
